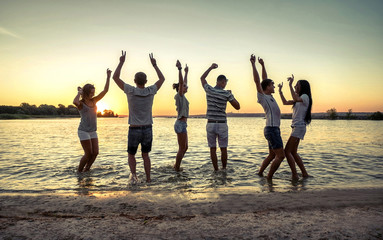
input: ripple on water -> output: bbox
[0,118,383,193]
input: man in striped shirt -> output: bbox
[200,63,240,171]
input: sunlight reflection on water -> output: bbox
[0,117,382,195]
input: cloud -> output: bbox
[0,27,21,39]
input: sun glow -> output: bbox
[96,101,109,113]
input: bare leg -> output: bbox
[84,138,99,172]
[174,132,188,171]
[128,153,137,176]
[284,136,299,180]
[142,152,151,182]
[291,140,309,177]
[220,147,227,169]
[210,147,219,171]
[267,148,285,180]
[79,140,92,172]
[258,149,275,176]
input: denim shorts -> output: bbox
[206,122,228,148]
[78,130,98,141]
[127,125,153,155]
[174,120,187,134]
[264,126,283,150]
[291,125,306,139]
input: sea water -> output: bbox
[0,117,382,194]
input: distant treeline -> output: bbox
[325,108,383,120]
[0,103,118,118]
[0,103,79,116]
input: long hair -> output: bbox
[81,84,95,101]
[173,83,179,92]
[297,80,312,124]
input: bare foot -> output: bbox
[129,173,139,184]
[173,165,181,172]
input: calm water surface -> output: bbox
[0,118,382,194]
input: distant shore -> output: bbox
[163,111,382,120]
[0,114,116,120]
[1,112,382,120]
[0,188,382,239]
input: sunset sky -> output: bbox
[1,0,382,116]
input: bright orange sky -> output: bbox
[1,0,383,116]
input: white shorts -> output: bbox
[206,122,228,148]
[291,125,306,140]
[78,130,98,141]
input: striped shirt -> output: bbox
[257,92,281,127]
[204,84,234,121]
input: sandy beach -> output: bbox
[1,188,382,239]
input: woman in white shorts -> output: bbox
[278,74,312,179]
[73,68,111,172]
[172,60,189,171]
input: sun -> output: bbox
[96,101,109,113]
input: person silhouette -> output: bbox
[73,68,111,172]
[172,60,189,171]
[112,51,165,183]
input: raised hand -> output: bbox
[119,50,126,63]
[278,82,283,92]
[77,86,83,94]
[149,53,157,67]
[176,60,181,69]
[211,63,218,69]
[107,68,112,78]
[287,74,294,85]
[250,54,256,64]
[258,57,264,66]
[185,64,189,73]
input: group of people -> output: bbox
[73,51,313,183]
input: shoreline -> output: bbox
[1,112,381,120]
[1,187,382,239]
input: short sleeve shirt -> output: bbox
[124,83,158,125]
[292,94,309,126]
[204,84,235,121]
[257,92,281,127]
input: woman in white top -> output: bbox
[173,60,189,171]
[73,68,111,172]
[278,74,312,179]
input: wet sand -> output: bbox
[1,188,382,239]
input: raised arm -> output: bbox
[288,74,303,102]
[93,68,111,102]
[176,60,184,96]
[73,87,83,109]
[258,57,268,80]
[250,54,263,94]
[150,53,165,90]
[113,50,127,91]
[184,64,188,86]
[200,63,218,87]
[278,82,294,105]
